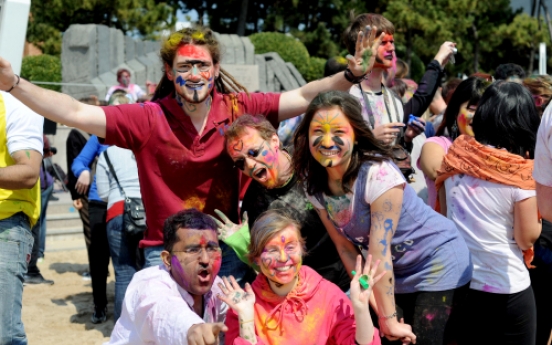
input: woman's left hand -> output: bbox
[350,254,386,309]
[217,276,256,316]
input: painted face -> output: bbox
[257,226,302,285]
[169,228,222,296]
[308,107,355,168]
[119,72,130,87]
[374,34,395,70]
[457,101,477,136]
[227,126,281,188]
[169,44,218,104]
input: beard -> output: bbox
[177,87,211,104]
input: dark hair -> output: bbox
[324,57,348,77]
[343,13,395,55]
[391,78,407,98]
[292,91,392,196]
[163,209,217,252]
[472,81,540,158]
[116,68,131,80]
[494,63,526,81]
[441,78,462,104]
[152,27,248,101]
[436,76,490,138]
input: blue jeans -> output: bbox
[106,215,140,321]
[38,185,54,258]
[0,213,33,345]
[143,245,164,268]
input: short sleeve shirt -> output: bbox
[534,104,552,186]
[102,89,280,247]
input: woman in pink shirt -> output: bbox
[219,209,385,345]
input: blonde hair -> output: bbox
[247,209,306,265]
[523,75,552,113]
[152,27,248,101]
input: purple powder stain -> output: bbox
[262,150,268,156]
[483,284,499,293]
[425,313,436,322]
[218,128,224,136]
[281,235,286,243]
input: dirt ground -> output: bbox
[22,249,115,345]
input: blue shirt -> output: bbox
[71,135,108,202]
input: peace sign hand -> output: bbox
[346,25,385,77]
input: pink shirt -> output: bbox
[418,136,452,208]
[225,266,381,345]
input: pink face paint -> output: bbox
[257,227,303,286]
[199,235,207,246]
[177,44,211,60]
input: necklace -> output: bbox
[280,150,295,188]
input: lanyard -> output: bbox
[357,83,404,139]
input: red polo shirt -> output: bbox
[102,89,280,247]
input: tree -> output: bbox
[27,0,174,55]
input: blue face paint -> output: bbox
[175,75,187,86]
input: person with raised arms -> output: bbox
[0,27,383,282]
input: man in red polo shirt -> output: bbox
[0,27,381,279]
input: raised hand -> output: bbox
[211,209,248,241]
[346,25,384,77]
[217,276,255,315]
[350,254,386,309]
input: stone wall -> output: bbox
[61,24,306,100]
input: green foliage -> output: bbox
[21,55,62,92]
[249,32,311,78]
[305,57,327,82]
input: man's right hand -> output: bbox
[73,199,83,210]
[0,57,16,92]
[372,122,404,145]
[187,322,228,345]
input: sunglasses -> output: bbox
[233,146,263,171]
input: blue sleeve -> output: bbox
[71,135,100,177]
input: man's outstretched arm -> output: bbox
[0,57,107,137]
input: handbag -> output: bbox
[102,151,147,236]
[358,83,415,182]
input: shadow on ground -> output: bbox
[51,281,115,338]
[49,262,89,276]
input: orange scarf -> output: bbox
[435,135,535,199]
